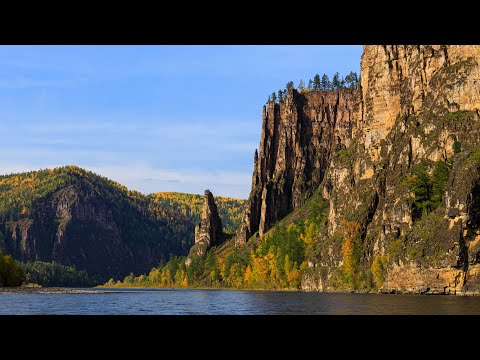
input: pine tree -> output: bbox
[286,81,294,92]
[345,71,359,89]
[278,90,284,103]
[321,74,331,90]
[353,71,359,87]
[307,79,313,90]
[271,92,277,103]
[332,72,341,90]
[313,74,321,91]
[298,79,305,92]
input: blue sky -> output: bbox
[0,45,363,198]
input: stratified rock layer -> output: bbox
[327,45,480,295]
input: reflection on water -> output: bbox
[0,289,480,315]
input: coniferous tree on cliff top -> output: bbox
[321,74,331,90]
[313,74,321,90]
[269,71,358,103]
[297,79,305,92]
[345,71,359,89]
[332,72,341,90]
[307,79,313,90]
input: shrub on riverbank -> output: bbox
[0,251,24,287]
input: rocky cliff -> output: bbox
[322,45,480,295]
[235,89,357,245]
[238,45,480,295]
[187,190,225,258]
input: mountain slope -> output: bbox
[0,166,195,280]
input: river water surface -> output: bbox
[1,288,480,315]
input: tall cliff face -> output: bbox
[236,89,357,245]
[239,45,480,294]
[188,190,224,257]
[317,45,480,294]
[358,45,480,163]
[326,46,480,235]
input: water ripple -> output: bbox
[0,289,480,315]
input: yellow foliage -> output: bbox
[284,254,291,275]
[371,255,388,288]
[228,263,244,288]
[287,269,302,289]
[148,268,161,285]
[300,221,317,246]
[244,264,252,286]
[251,257,267,285]
[342,237,355,273]
[339,220,362,286]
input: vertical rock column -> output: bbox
[188,190,224,259]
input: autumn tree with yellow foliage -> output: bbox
[339,220,362,288]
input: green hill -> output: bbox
[148,192,246,234]
[0,166,246,284]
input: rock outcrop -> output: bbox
[322,45,480,295]
[235,89,357,245]
[187,190,225,259]
[239,45,480,294]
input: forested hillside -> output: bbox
[148,192,245,233]
[0,166,246,284]
[103,189,327,289]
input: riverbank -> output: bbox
[0,287,116,294]
[97,284,303,292]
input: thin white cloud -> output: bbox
[0,119,260,154]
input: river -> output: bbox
[1,288,480,314]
